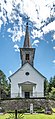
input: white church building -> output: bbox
[9,22,46,98]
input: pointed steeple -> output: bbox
[23,22,31,48]
[20,21,35,66]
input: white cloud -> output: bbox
[0,0,55,43]
[0,0,13,24]
[31,29,43,40]
[31,21,55,41]
[11,30,23,42]
[22,0,55,23]
[0,20,3,29]
[52,60,55,64]
[32,40,39,46]
[53,47,55,50]
[0,0,55,26]
[7,24,24,42]
[53,33,55,40]
[42,21,55,34]
[14,44,20,52]
[7,28,11,32]
[9,70,12,75]
[7,15,25,42]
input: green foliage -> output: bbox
[34,107,44,113]
[49,87,55,99]
[18,114,24,119]
[6,113,15,119]
[48,77,53,92]
[18,109,27,113]
[52,76,55,88]
[2,113,24,119]
[44,79,49,96]
[44,76,55,99]
[0,70,10,98]
[52,108,55,112]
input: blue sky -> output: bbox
[0,0,55,80]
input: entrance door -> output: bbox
[25,92,30,98]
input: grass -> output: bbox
[24,114,55,119]
[0,113,55,119]
[52,108,55,113]
[0,113,9,119]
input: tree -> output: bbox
[0,70,10,98]
[49,87,55,99]
[48,77,53,93]
[52,76,55,88]
[44,78,49,96]
[45,76,55,99]
[44,76,55,99]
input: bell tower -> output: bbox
[20,22,35,66]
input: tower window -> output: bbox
[26,54,29,60]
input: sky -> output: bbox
[0,0,55,80]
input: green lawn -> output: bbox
[24,114,55,119]
[52,108,55,113]
[0,113,55,119]
[0,114,9,119]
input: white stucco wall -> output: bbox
[10,63,45,98]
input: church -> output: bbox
[9,22,46,98]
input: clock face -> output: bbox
[25,72,29,76]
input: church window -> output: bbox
[26,54,29,60]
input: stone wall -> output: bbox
[1,99,55,111]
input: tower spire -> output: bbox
[23,22,31,48]
[20,19,35,66]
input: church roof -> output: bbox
[9,62,46,80]
[23,22,31,48]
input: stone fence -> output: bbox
[0,98,55,111]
